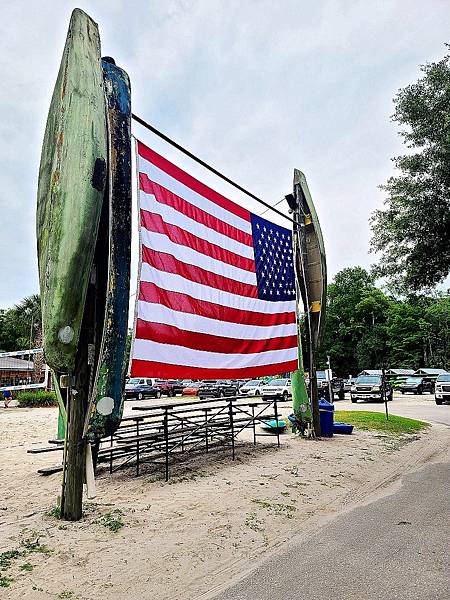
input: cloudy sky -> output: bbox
[0,0,448,308]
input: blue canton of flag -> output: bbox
[250,214,295,302]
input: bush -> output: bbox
[16,390,57,407]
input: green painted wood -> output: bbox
[36,8,107,374]
[293,169,327,435]
[85,59,132,442]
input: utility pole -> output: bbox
[327,355,333,403]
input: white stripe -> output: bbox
[137,300,296,339]
[139,155,252,234]
[141,262,296,315]
[140,191,254,260]
[133,338,298,369]
[141,228,257,286]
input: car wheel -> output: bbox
[168,389,174,397]
[435,398,443,405]
[388,392,393,402]
[137,392,143,400]
[219,390,225,398]
[351,397,357,404]
[282,391,288,402]
[417,387,422,395]
[255,390,260,396]
[401,390,404,394]
[338,390,344,401]
[155,390,161,399]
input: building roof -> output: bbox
[358,369,383,376]
[0,356,34,371]
[386,369,415,375]
[414,368,448,376]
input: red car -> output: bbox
[182,380,201,396]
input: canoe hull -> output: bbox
[36,8,107,374]
[85,60,132,441]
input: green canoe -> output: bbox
[36,8,107,374]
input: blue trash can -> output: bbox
[318,399,334,437]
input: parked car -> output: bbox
[182,381,201,396]
[239,379,266,396]
[343,378,356,393]
[124,377,161,400]
[316,371,345,400]
[434,373,450,405]
[198,380,238,398]
[350,375,392,403]
[399,377,434,395]
[154,379,184,397]
[260,378,292,401]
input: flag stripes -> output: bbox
[130,141,298,379]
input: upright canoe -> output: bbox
[85,58,132,442]
[36,8,107,374]
[293,169,327,351]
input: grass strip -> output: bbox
[334,411,429,435]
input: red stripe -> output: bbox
[139,282,295,327]
[130,359,298,380]
[135,320,297,354]
[137,141,250,222]
[140,173,253,248]
[142,247,258,299]
[140,210,255,273]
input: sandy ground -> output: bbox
[0,401,448,600]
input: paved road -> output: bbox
[336,392,450,427]
[209,459,450,600]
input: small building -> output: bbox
[0,356,34,387]
[358,369,383,376]
[414,368,448,378]
[386,369,415,376]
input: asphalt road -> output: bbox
[206,394,450,600]
[209,460,450,600]
[337,392,450,427]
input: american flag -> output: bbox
[130,141,298,379]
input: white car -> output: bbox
[239,379,265,396]
[434,373,450,405]
[260,378,292,401]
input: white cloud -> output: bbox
[0,0,448,306]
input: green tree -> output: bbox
[318,267,378,376]
[370,47,450,293]
[0,294,41,351]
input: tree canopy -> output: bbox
[317,267,449,376]
[0,294,41,351]
[370,47,450,293]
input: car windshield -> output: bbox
[246,380,262,386]
[268,379,287,386]
[356,376,381,384]
[181,380,192,385]
[405,377,422,383]
[127,378,141,384]
[436,374,450,382]
[316,371,326,380]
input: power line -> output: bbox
[259,197,286,216]
[131,113,295,225]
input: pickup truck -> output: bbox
[434,373,450,405]
[350,375,392,403]
[316,371,345,400]
[154,379,184,397]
